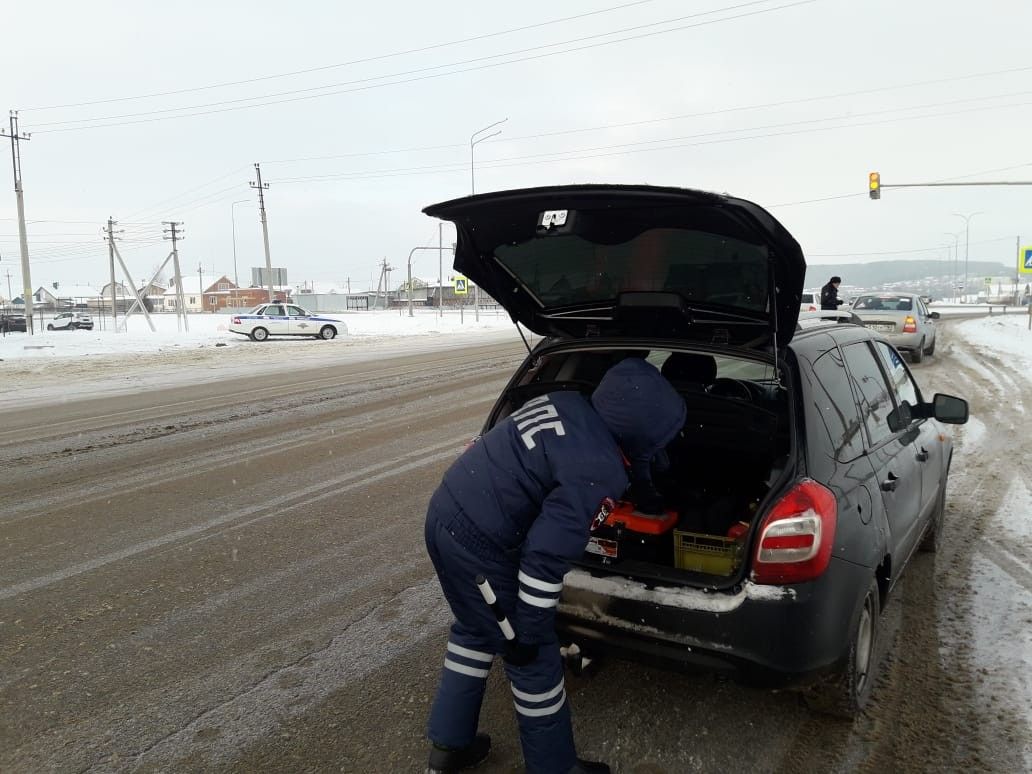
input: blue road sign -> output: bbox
[1022,247,1032,274]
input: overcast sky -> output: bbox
[2,0,1032,295]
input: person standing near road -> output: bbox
[422,357,686,774]
[821,275,845,311]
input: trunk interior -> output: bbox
[496,343,794,588]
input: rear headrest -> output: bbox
[661,353,717,385]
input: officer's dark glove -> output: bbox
[630,480,666,515]
[503,641,539,667]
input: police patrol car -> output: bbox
[229,303,347,341]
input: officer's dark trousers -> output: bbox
[425,507,576,774]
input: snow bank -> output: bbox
[0,308,516,361]
[953,312,1032,369]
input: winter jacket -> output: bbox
[434,357,686,643]
[820,282,843,311]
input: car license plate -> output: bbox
[869,323,895,332]
[585,537,618,559]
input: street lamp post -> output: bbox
[943,232,961,302]
[952,212,983,302]
[230,199,249,289]
[470,118,508,195]
[408,245,452,317]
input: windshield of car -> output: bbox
[853,295,914,312]
[494,225,770,313]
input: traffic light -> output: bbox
[869,172,881,200]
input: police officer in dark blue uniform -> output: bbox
[424,357,687,774]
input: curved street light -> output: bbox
[952,211,983,301]
[470,118,508,195]
[230,199,250,290]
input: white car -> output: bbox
[229,303,347,342]
[47,311,93,331]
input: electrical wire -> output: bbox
[29,0,815,133]
[20,0,665,112]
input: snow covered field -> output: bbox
[0,308,517,361]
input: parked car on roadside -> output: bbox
[229,303,346,341]
[47,311,93,331]
[0,313,28,333]
[849,293,938,363]
[799,291,818,312]
[425,184,969,718]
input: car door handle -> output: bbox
[916,447,929,463]
[881,472,899,492]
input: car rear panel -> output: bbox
[557,556,869,680]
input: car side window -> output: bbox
[874,341,920,409]
[842,342,896,447]
[810,347,865,460]
[264,305,284,316]
[286,306,306,316]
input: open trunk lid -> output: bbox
[424,185,806,348]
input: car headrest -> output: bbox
[661,352,717,385]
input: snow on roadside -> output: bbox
[953,312,1032,367]
[0,309,516,361]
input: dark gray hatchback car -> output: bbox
[425,184,969,717]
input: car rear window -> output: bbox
[800,293,814,303]
[853,295,914,311]
[493,225,770,312]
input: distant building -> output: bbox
[33,283,101,311]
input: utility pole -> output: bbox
[198,263,204,313]
[1,111,33,333]
[163,221,188,332]
[4,270,12,303]
[250,163,274,302]
[104,217,123,328]
[438,222,444,318]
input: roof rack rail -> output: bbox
[795,310,863,331]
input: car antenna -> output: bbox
[515,320,532,354]
[768,255,781,384]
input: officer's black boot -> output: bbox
[426,733,491,773]
[569,759,610,774]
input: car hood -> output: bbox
[424,185,805,348]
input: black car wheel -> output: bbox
[910,339,924,364]
[924,338,935,356]
[803,577,880,719]
[250,327,269,342]
[319,325,337,340]
[918,477,947,553]
[47,324,54,331]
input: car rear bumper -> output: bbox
[880,331,924,351]
[556,557,870,685]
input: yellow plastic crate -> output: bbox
[673,530,744,576]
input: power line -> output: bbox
[28,0,815,133]
[268,95,1032,186]
[20,0,665,112]
[808,236,1016,258]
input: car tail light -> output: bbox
[752,479,837,584]
[902,315,917,333]
[232,316,241,324]
[808,305,817,312]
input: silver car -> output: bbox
[850,293,939,363]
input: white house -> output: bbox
[33,283,101,310]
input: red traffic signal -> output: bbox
[869,172,881,200]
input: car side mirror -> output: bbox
[888,401,913,432]
[929,311,941,320]
[932,393,969,424]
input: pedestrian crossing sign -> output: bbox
[453,275,469,295]
[1021,246,1032,275]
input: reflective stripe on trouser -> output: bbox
[503,643,576,774]
[427,627,496,749]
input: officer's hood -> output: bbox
[590,358,686,478]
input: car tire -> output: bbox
[47,324,54,331]
[250,327,269,342]
[925,338,935,356]
[918,477,947,553]
[910,340,924,364]
[319,325,337,340]
[803,577,880,719]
